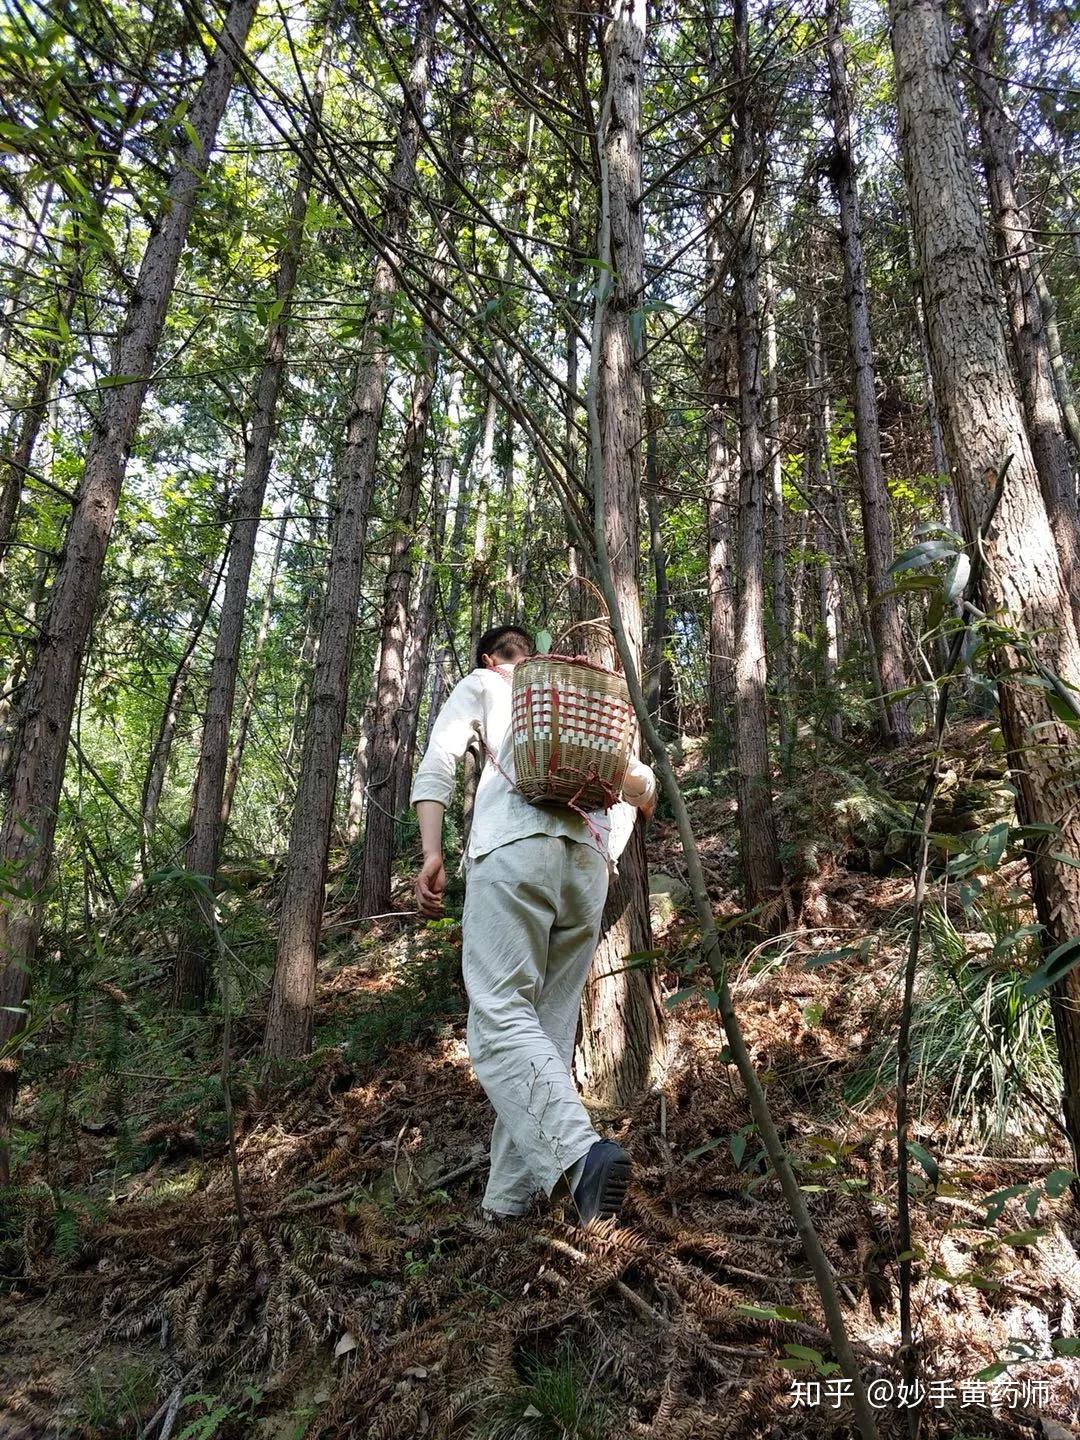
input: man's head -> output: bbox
[476,624,535,671]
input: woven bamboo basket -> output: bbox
[511,654,636,812]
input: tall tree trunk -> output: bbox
[277,501,322,831]
[140,555,222,867]
[825,0,912,745]
[221,512,287,829]
[961,0,1080,634]
[358,56,473,916]
[357,356,436,913]
[0,184,54,397]
[0,283,78,576]
[395,562,438,814]
[730,0,783,919]
[892,0,1080,1178]
[763,244,791,763]
[0,0,260,1181]
[643,368,675,731]
[263,0,439,1060]
[818,511,843,741]
[395,375,457,818]
[0,546,50,792]
[1032,262,1080,459]
[176,40,326,1006]
[467,390,497,662]
[574,0,665,1111]
[806,283,885,729]
[345,639,383,846]
[704,119,736,778]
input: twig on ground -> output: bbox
[423,1153,487,1192]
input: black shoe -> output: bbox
[571,1140,631,1224]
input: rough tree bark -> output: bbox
[573,0,665,1111]
[892,0,1080,1178]
[825,0,911,745]
[0,0,260,1180]
[176,37,327,1006]
[729,0,783,918]
[263,0,439,1059]
[961,0,1080,635]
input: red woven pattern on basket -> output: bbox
[511,683,628,750]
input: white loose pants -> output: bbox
[461,834,609,1215]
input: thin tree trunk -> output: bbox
[961,0,1080,634]
[643,368,675,731]
[0,0,260,1181]
[1032,262,1080,459]
[0,184,54,396]
[345,641,381,846]
[467,390,497,662]
[705,322,736,776]
[358,55,474,916]
[1,93,142,574]
[395,378,459,820]
[277,502,322,828]
[574,0,665,1111]
[0,546,49,791]
[704,33,735,778]
[892,0,1080,1185]
[263,0,439,1060]
[356,359,435,911]
[221,512,287,829]
[826,0,911,745]
[730,0,783,919]
[763,243,791,763]
[818,510,843,741]
[176,39,326,1006]
[0,284,77,575]
[140,556,221,866]
[808,295,885,729]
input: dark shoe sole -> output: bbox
[573,1143,632,1223]
[594,1152,631,1220]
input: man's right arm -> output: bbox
[410,674,485,915]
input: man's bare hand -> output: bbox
[639,791,656,823]
[416,853,446,918]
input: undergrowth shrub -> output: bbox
[844,899,1060,1147]
[343,922,465,1066]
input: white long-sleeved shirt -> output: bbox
[409,663,657,875]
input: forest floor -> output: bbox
[3,729,1080,1440]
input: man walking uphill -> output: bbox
[410,625,657,1222]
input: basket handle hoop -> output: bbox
[541,574,624,674]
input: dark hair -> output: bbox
[476,625,534,670]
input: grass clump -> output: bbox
[469,1339,613,1440]
[845,899,1060,1148]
